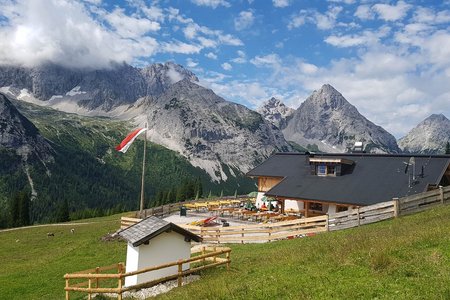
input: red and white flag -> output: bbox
[116,128,147,153]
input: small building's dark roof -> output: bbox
[118,216,202,247]
[247,153,450,206]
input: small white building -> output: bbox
[118,216,202,287]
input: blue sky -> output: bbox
[0,0,450,138]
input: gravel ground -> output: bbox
[93,275,200,299]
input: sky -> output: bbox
[0,0,450,138]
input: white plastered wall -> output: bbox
[284,199,304,211]
[125,231,191,287]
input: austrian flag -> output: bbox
[116,128,147,153]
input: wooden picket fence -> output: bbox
[64,246,231,300]
[121,186,450,243]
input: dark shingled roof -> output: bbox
[118,216,202,247]
[247,153,450,206]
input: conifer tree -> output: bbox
[446,141,450,154]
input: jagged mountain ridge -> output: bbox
[257,97,295,129]
[283,84,400,153]
[398,114,450,154]
[0,62,198,111]
[126,79,291,181]
[0,93,53,162]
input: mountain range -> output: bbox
[0,61,449,226]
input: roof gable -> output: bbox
[118,216,202,247]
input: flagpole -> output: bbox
[140,122,147,213]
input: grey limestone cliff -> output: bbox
[0,93,53,162]
[283,84,400,153]
[398,114,450,154]
[135,79,291,181]
[257,97,295,130]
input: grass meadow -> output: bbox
[1,205,450,299]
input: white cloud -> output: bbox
[221,62,232,70]
[191,0,230,9]
[288,6,343,30]
[325,27,390,48]
[161,41,202,54]
[250,54,281,67]
[234,10,255,31]
[273,0,290,8]
[299,62,318,74]
[205,52,218,59]
[105,8,160,39]
[372,1,412,21]
[412,7,450,24]
[354,5,374,20]
[287,11,306,29]
[166,65,184,84]
[186,58,198,68]
[231,50,247,63]
[0,0,159,69]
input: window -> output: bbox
[316,163,336,176]
[336,206,348,212]
[317,164,327,175]
[327,165,335,175]
[309,202,323,211]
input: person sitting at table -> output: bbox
[261,202,267,211]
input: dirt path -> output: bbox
[0,220,116,233]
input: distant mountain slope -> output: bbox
[283,84,400,153]
[0,62,198,111]
[126,79,291,181]
[257,97,295,129]
[398,114,450,154]
[0,93,53,162]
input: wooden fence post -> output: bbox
[118,263,123,300]
[177,259,183,287]
[226,251,231,271]
[88,279,92,300]
[268,227,272,242]
[202,246,206,265]
[95,267,99,288]
[241,228,244,244]
[357,207,360,226]
[393,198,399,217]
[326,215,329,231]
[65,277,70,300]
[439,186,444,204]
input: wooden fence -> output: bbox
[183,215,328,243]
[136,196,251,219]
[64,246,231,300]
[397,185,450,216]
[121,186,450,243]
[328,200,396,231]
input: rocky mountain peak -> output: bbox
[0,93,53,161]
[398,113,450,154]
[309,84,350,110]
[283,84,400,153]
[257,97,294,129]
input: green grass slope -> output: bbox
[1,205,449,299]
[0,100,256,226]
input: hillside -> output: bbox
[1,204,450,299]
[0,99,256,227]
